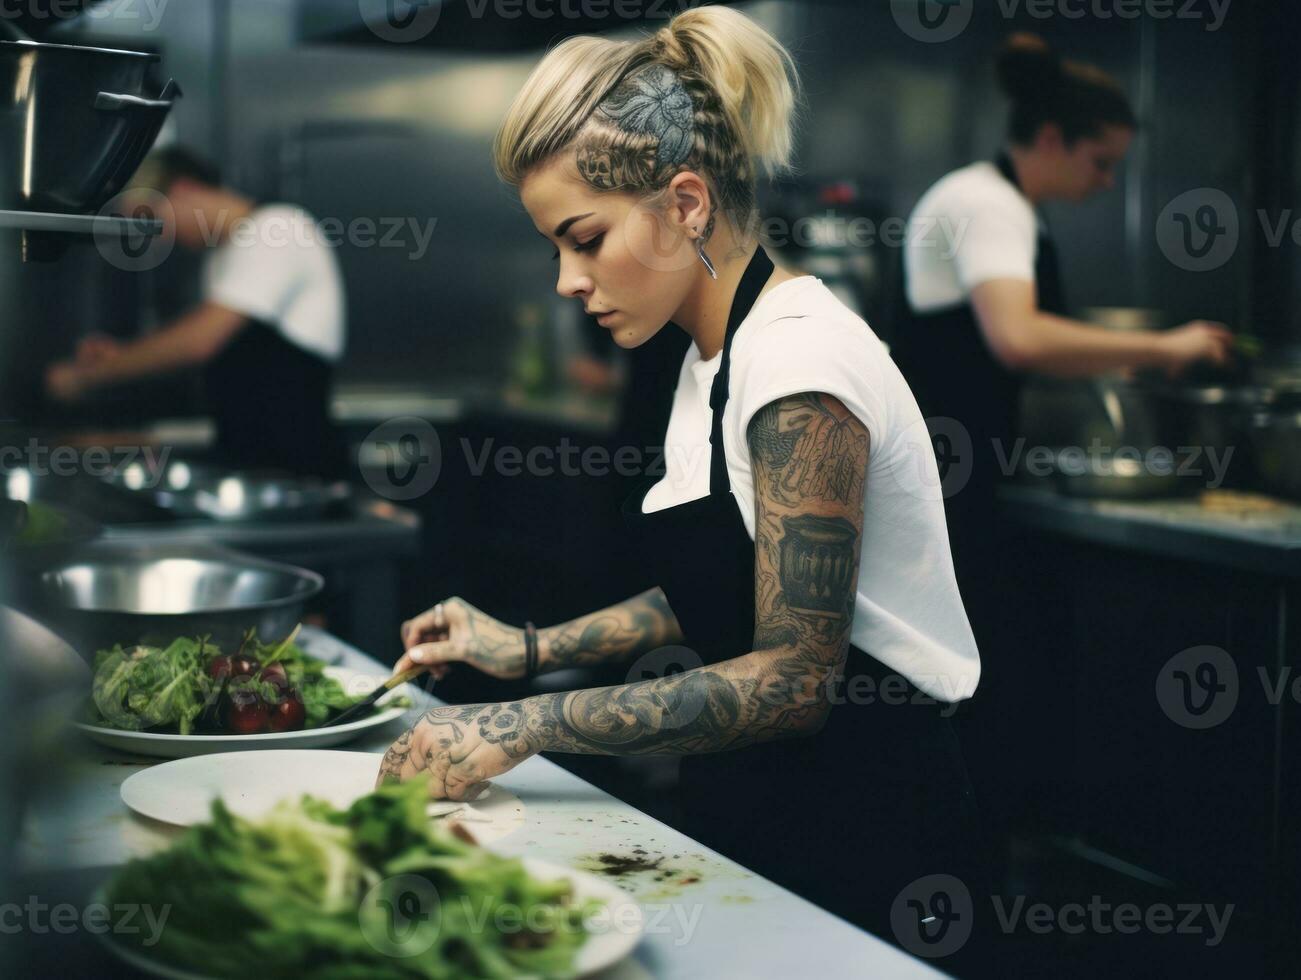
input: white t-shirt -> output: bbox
[642,275,979,702]
[202,204,346,362]
[904,161,1039,313]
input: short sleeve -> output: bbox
[727,316,888,456]
[203,215,305,323]
[951,202,1037,291]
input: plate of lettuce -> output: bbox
[98,777,642,979]
[75,628,414,757]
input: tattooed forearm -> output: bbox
[538,588,683,673]
[517,648,831,756]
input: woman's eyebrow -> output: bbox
[553,212,595,237]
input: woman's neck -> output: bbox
[1006,146,1050,206]
[672,238,799,361]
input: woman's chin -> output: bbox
[612,321,662,349]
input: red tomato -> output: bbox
[206,655,234,681]
[268,696,305,732]
[230,656,258,677]
[226,699,269,735]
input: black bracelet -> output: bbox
[524,621,538,678]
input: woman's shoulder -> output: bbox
[740,275,880,350]
[732,276,890,389]
[727,276,892,445]
[914,161,1032,224]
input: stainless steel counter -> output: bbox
[999,484,1301,577]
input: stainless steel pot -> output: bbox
[1249,411,1301,501]
[1050,448,1187,499]
[41,556,324,657]
[0,39,180,213]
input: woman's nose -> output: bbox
[555,260,593,300]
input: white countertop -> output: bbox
[17,627,943,980]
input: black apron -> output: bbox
[621,247,985,947]
[891,152,1065,604]
[203,320,345,478]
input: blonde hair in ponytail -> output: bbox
[494,5,799,241]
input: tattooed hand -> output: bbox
[396,597,526,681]
[375,702,539,800]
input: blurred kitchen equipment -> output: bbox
[765,178,890,332]
[2,465,104,565]
[8,501,102,567]
[1050,448,1186,499]
[0,38,180,213]
[1248,411,1301,501]
[0,499,27,550]
[41,555,323,656]
[105,457,353,522]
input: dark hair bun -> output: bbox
[995,32,1061,100]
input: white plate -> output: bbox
[74,666,414,758]
[94,860,641,978]
[120,749,526,844]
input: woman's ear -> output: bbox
[1034,121,1066,155]
[666,170,712,236]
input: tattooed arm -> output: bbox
[395,589,684,679]
[379,393,870,798]
[537,588,684,672]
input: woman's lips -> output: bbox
[596,311,618,326]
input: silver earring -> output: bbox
[693,227,717,280]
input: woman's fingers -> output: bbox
[402,602,449,650]
[443,760,487,802]
[406,639,457,667]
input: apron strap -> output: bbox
[707,246,776,496]
[994,151,1067,314]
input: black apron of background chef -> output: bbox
[621,247,988,956]
[203,319,345,478]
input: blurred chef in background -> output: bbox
[891,33,1235,837]
[893,33,1233,609]
[45,148,347,477]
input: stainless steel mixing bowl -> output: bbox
[40,556,324,656]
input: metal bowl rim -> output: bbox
[0,38,159,59]
[39,558,325,616]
